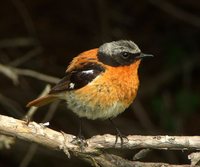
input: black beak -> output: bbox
[135,53,154,59]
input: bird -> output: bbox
[27,40,153,146]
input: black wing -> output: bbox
[49,62,105,94]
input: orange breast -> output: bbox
[74,59,140,111]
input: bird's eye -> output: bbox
[121,52,131,59]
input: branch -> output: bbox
[0,114,200,166]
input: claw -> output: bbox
[109,118,128,147]
[71,118,87,151]
[71,135,88,151]
[114,128,129,147]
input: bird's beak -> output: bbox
[135,53,154,59]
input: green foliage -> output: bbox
[164,39,187,67]
[151,96,176,132]
[151,89,199,132]
[175,89,199,115]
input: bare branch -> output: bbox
[0,114,200,166]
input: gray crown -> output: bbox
[99,40,141,56]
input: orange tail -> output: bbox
[26,95,58,107]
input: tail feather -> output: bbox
[26,95,58,107]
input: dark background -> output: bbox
[0,0,200,166]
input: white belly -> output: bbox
[63,92,126,120]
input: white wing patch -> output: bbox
[82,70,94,74]
[69,82,75,89]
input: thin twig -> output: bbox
[24,84,51,120]
[0,93,23,118]
[148,0,200,28]
[188,152,200,166]
[94,153,195,167]
[140,56,199,97]
[0,38,38,48]
[0,135,15,149]
[13,68,59,84]
[9,47,43,67]
[0,63,59,84]
[131,99,156,133]
[11,0,38,38]
[0,64,19,84]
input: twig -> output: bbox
[24,84,51,120]
[93,154,194,167]
[0,38,38,48]
[131,99,156,132]
[0,114,200,166]
[0,134,15,149]
[19,144,38,167]
[133,148,151,160]
[148,0,200,28]
[9,47,43,67]
[11,0,37,38]
[140,56,199,97]
[0,63,59,84]
[13,68,59,84]
[0,64,19,84]
[188,152,200,166]
[0,93,23,118]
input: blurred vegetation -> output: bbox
[0,0,200,166]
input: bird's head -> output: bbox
[98,40,153,66]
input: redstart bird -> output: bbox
[27,40,153,146]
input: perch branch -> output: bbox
[0,114,200,166]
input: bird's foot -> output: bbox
[114,129,129,148]
[22,115,31,125]
[109,119,129,147]
[71,134,88,151]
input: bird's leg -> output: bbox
[23,115,31,125]
[77,118,84,140]
[71,118,88,149]
[109,118,128,147]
